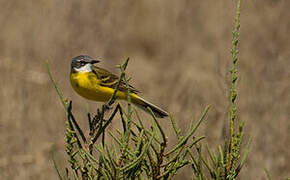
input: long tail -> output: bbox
[131,94,169,118]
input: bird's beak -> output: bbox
[90,60,100,64]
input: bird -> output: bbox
[70,55,169,118]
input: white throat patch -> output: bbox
[74,63,93,72]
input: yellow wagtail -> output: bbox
[70,55,169,118]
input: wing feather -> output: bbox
[93,66,140,94]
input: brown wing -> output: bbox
[92,66,140,94]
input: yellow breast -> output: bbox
[70,72,127,102]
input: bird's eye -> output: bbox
[80,61,86,66]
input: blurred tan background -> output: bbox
[0,0,289,179]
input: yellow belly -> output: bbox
[70,72,128,102]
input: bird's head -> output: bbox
[71,55,100,73]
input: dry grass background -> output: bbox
[0,0,289,179]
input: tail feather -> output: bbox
[131,95,169,118]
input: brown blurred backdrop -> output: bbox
[0,0,289,179]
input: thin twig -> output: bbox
[68,101,87,144]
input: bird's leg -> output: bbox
[103,103,112,112]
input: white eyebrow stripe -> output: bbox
[74,63,93,72]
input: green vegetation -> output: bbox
[47,0,255,179]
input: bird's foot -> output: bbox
[103,104,112,112]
